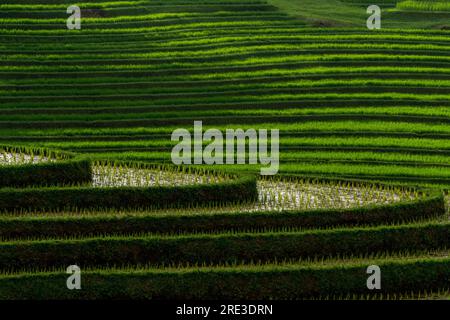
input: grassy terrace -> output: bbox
[0,0,449,299]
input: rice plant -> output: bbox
[0,148,53,166]
[253,178,419,211]
[397,0,450,12]
[91,160,228,187]
[1,0,449,300]
[87,162,424,213]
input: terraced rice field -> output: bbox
[396,0,450,12]
[0,0,449,300]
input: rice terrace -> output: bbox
[0,0,449,302]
